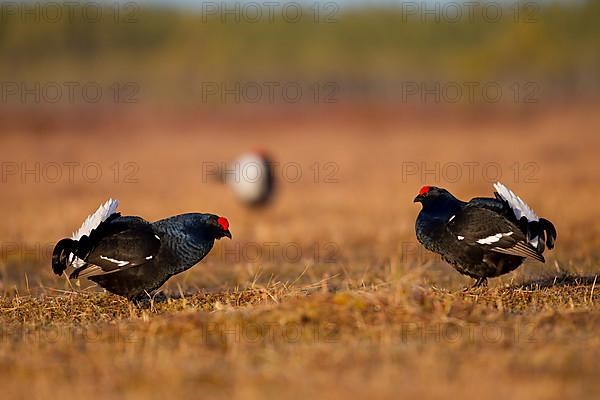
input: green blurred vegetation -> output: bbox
[0,1,598,104]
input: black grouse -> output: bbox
[52,199,231,302]
[414,182,556,287]
[220,150,276,207]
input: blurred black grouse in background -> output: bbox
[216,149,276,207]
[414,182,556,287]
[229,150,275,207]
[52,199,231,303]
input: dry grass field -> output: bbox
[1,105,599,399]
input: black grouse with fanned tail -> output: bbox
[52,199,231,302]
[414,182,556,287]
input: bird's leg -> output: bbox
[152,292,169,303]
[130,293,152,308]
[130,291,168,308]
[471,277,488,288]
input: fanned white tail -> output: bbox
[493,182,538,222]
[72,198,119,240]
[493,182,540,248]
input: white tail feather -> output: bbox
[493,182,538,221]
[71,198,119,240]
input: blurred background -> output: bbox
[0,0,599,290]
[1,0,599,123]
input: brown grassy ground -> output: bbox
[0,105,599,399]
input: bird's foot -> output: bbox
[473,277,488,288]
[462,277,488,292]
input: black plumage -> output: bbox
[52,201,231,302]
[414,183,557,287]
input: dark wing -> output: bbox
[468,195,557,254]
[70,218,161,279]
[468,197,516,220]
[448,205,545,262]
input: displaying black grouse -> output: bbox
[52,199,231,302]
[414,182,556,287]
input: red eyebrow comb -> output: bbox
[217,217,229,230]
[419,186,431,196]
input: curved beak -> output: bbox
[413,195,423,203]
[224,230,232,239]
